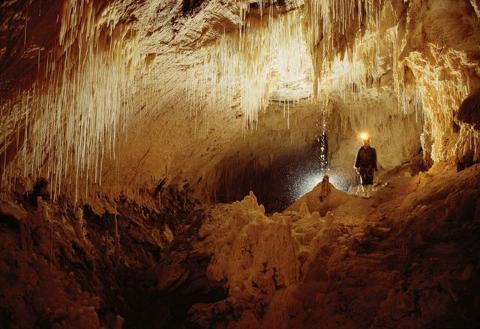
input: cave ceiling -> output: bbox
[0,0,479,202]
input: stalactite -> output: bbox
[1,0,478,199]
[0,0,139,201]
[185,8,313,130]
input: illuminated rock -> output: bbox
[0,2,480,327]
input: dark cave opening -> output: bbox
[215,146,351,213]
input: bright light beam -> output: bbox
[294,170,348,199]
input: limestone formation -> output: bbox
[1,1,480,328]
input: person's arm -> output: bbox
[373,148,378,171]
[354,149,360,171]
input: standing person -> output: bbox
[319,175,331,202]
[354,133,378,198]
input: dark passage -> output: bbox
[215,137,348,213]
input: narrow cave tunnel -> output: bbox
[1,1,480,329]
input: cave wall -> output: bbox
[110,0,478,205]
[160,90,422,209]
[1,2,480,328]
[328,89,423,173]
[0,0,479,205]
[305,0,480,164]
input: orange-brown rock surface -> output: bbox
[187,163,480,329]
[1,0,479,202]
[1,1,480,328]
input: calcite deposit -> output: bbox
[189,163,480,329]
[1,0,480,328]
[0,0,478,200]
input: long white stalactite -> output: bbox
[185,8,313,130]
[1,0,140,201]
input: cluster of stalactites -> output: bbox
[0,0,139,201]
[304,0,383,71]
[184,0,428,135]
[305,0,479,163]
[185,8,313,130]
[307,2,408,107]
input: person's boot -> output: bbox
[361,186,369,198]
[362,185,372,199]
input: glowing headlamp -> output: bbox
[359,132,370,140]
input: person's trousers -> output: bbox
[359,167,374,185]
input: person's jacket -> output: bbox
[355,146,377,170]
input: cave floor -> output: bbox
[283,163,480,329]
[192,162,480,328]
[0,163,479,329]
